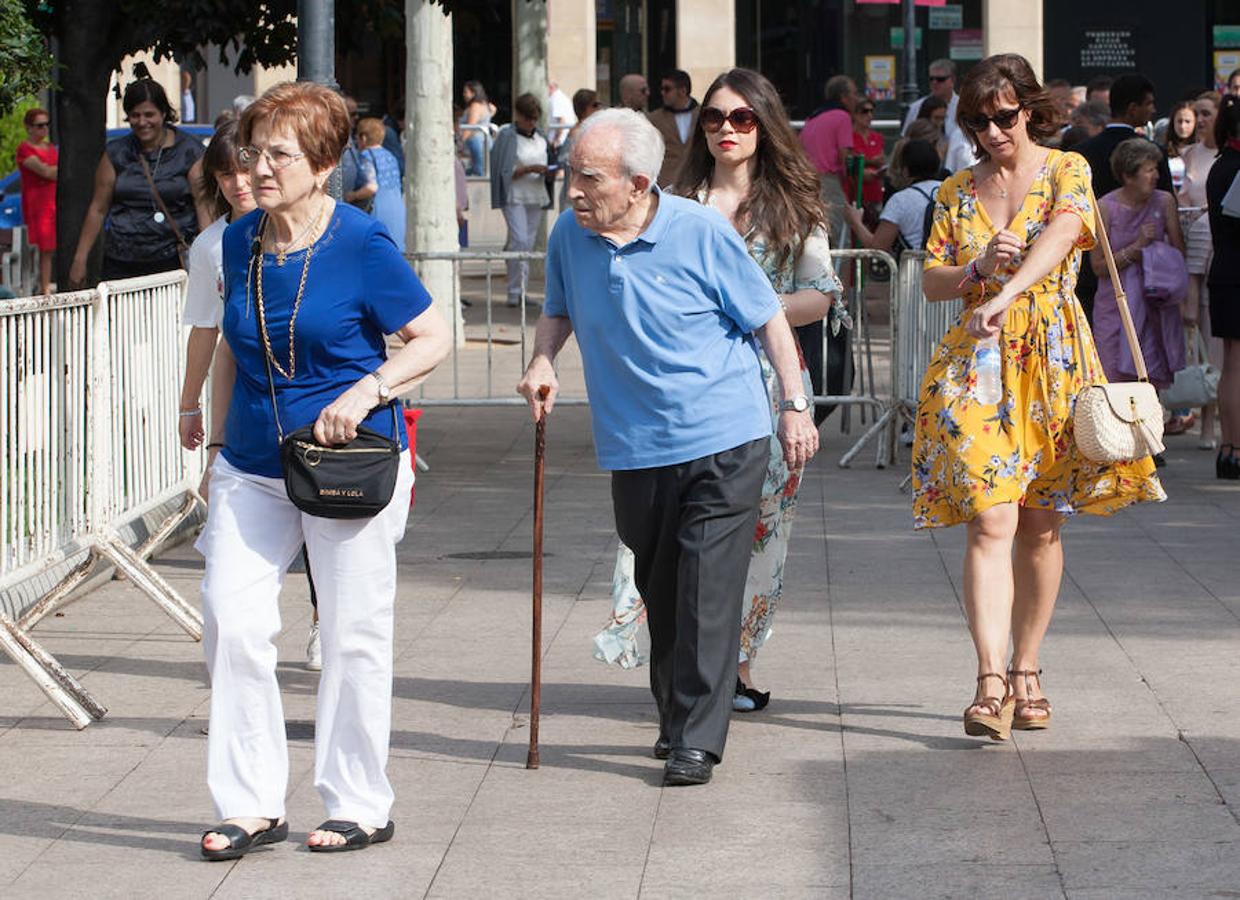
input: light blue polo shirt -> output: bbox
[544,189,779,470]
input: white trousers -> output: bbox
[195,452,414,828]
[502,203,543,302]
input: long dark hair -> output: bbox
[464,80,488,105]
[1216,94,1240,150]
[671,68,825,271]
[200,119,241,219]
[957,53,1058,160]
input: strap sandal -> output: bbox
[200,818,288,861]
[1008,668,1052,730]
[962,672,1014,741]
[307,819,396,853]
[732,676,771,713]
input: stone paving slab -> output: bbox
[1,404,1239,899]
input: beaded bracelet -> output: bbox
[956,258,984,290]
[179,407,202,418]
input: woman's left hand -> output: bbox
[966,293,1012,338]
[313,381,377,446]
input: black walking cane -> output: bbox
[527,386,549,770]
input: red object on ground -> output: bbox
[403,408,422,506]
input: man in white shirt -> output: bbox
[547,80,578,150]
[902,59,959,141]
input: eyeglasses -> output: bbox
[858,107,875,115]
[30,121,49,128]
[700,106,759,134]
[930,75,952,83]
[238,145,306,171]
[962,105,1024,133]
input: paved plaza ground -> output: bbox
[2,348,1239,897]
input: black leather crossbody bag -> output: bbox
[250,221,401,519]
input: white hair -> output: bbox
[574,107,665,191]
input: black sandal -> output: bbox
[200,818,288,861]
[732,676,771,713]
[307,819,395,853]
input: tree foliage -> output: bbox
[0,2,54,117]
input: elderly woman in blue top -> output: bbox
[195,82,450,860]
[517,108,820,787]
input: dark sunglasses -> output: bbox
[858,106,875,114]
[929,75,952,83]
[700,106,759,134]
[962,105,1024,133]
[30,121,50,128]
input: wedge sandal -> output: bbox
[963,672,1014,741]
[1008,668,1052,730]
[200,818,288,861]
[307,819,395,853]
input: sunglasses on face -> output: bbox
[962,105,1023,133]
[858,107,875,115]
[930,75,952,83]
[31,121,49,128]
[700,106,759,134]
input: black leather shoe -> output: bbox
[663,748,715,786]
[653,738,671,760]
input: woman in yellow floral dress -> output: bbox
[912,54,1164,741]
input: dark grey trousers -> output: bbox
[611,437,768,761]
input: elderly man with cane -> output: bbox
[517,108,818,786]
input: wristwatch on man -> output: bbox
[368,370,391,402]
[780,394,811,413]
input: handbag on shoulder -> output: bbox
[1073,198,1166,464]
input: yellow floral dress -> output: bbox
[912,149,1165,529]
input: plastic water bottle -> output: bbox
[973,336,1002,405]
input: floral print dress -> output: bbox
[912,149,1165,529]
[594,224,844,668]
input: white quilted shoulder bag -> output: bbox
[1073,196,1166,464]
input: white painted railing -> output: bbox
[0,271,205,728]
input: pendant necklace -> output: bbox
[271,198,327,266]
[150,128,167,223]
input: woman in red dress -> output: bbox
[848,99,886,227]
[15,107,58,295]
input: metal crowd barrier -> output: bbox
[406,249,589,408]
[0,271,204,728]
[817,247,900,469]
[406,247,904,470]
[892,250,962,489]
[1,226,40,298]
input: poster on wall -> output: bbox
[1216,51,1240,93]
[929,5,963,30]
[865,55,896,101]
[950,29,984,61]
[1080,28,1137,70]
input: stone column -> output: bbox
[547,1,596,98]
[513,0,549,117]
[983,0,1044,79]
[676,0,734,98]
[406,0,462,344]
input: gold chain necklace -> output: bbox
[271,198,327,266]
[255,204,325,380]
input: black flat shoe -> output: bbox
[653,737,671,760]
[200,818,288,861]
[732,676,770,713]
[663,748,716,786]
[307,819,395,853]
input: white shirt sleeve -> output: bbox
[182,217,227,328]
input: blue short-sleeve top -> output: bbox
[220,203,432,477]
[543,189,780,470]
